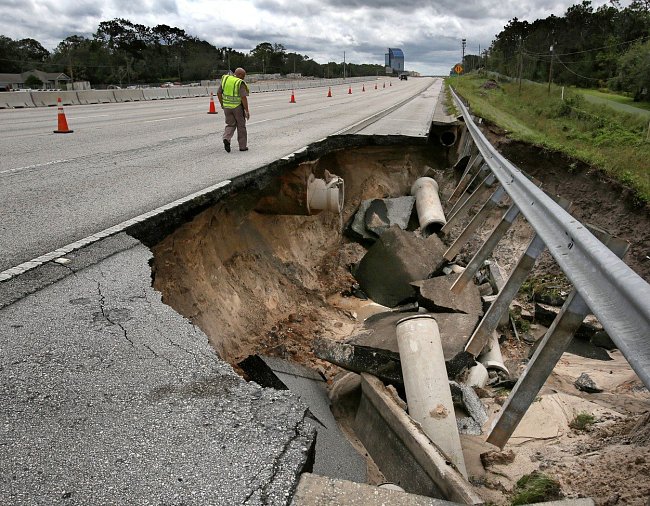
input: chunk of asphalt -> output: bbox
[411,273,483,315]
[448,380,488,435]
[350,310,480,361]
[364,197,416,238]
[238,355,367,483]
[349,199,375,241]
[313,338,403,385]
[574,372,604,393]
[353,226,446,308]
[350,197,417,241]
[313,338,475,385]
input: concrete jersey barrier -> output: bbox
[143,88,170,100]
[168,87,190,99]
[114,89,145,102]
[77,90,117,104]
[9,77,386,108]
[0,92,35,108]
[31,91,79,107]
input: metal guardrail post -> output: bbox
[446,165,489,218]
[447,154,484,208]
[487,230,629,448]
[464,197,571,356]
[443,185,506,262]
[443,173,496,233]
[450,203,520,294]
[451,86,650,389]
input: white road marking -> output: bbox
[1,159,70,176]
[68,114,110,120]
[249,119,273,125]
[143,115,192,123]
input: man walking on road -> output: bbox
[217,67,250,152]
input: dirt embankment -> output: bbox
[484,123,650,283]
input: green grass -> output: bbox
[578,88,650,114]
[447,74,650,204]
[511,472,562,505]
[569,412,596,431]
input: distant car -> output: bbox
[399,74,408,81]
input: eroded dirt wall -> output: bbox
[152,145,448,364]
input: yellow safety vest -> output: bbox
[221,74,247,108]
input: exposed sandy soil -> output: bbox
[151,140,649,505]
[484,122,650,283]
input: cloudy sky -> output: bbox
[0,0,626,75]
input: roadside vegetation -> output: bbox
[448,73,650,204]
[510,472,562,505]
[569,412,597,431]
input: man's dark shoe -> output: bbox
[223,139,231,152]
[239,147,249,151]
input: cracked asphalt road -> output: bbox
[0,234,314,505]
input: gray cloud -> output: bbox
[0,0,624,75]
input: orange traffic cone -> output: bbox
[290,90,296,103]
[207,92,218,114]
[362,84,365,92]
[348,86,352,94]
[53,97,73,134]
[327,87,332,97]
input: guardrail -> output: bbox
[0,77,387,109]
[446,86,650,447]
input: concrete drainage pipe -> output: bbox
[307,173,345,214]
[411,177,447,236]
[439,130,457,147]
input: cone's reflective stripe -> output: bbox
[221,75,246,109]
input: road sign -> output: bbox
[454,64,463,74]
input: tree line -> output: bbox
[462,0,650,100]
[0,19,385,87]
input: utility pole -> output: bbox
[343,51,346,79]
[461,38,467,68]
[518,36,523,94]
[547,43,554,94]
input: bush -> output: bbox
[24,74,43,89]
[511,472,562,505]
[569,412,596,431]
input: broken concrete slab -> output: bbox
[238,355,367,483]
[350,311,480,362]
[349,199,375,240]
[369,197,416,236]
[354,374,483,503]
[411,274,483,315]
[353,226,446,308]
[350,197,416,241]
[291,473,460,506]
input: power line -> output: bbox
[521,34,649,57]
[555,56,603,81]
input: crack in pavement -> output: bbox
[96,281,135,349]
[242,409,309,505]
